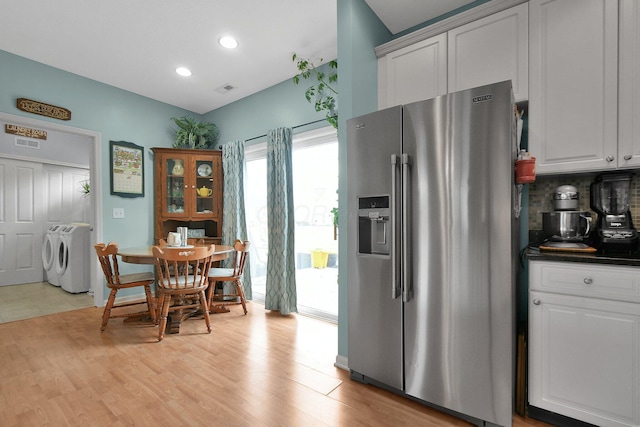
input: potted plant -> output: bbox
[170,116,219,149]
[330,188,338,240]
[331,206,338,240]
[80,179,90,198]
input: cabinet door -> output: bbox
[529,291,640,427]
[382,33,447,108]
[619,0,640,169]
[447,3,528,101]
[192,155,218,217]
[529,0,618,174]
[163,155,189,218]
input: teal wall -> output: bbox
[0,49,192,278]
[203,63,335,145]
[336,0,392,361]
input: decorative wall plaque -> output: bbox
[16,98,71,121]
[4,124,47,140]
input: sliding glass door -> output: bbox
[244,127,338,321]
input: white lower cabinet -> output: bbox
[529,261,640,427]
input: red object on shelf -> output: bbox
[515,158,536,183]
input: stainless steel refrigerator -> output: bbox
[347,81,518,427]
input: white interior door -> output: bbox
[43,164,91,225]
[0,158,44,285]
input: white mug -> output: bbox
[167,232,181,247]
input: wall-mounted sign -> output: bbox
[4,124,47,140]
[16,98,71,121]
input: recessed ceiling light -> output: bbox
[219,36,238,49]
[176,67,192,77]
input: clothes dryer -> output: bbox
[42,224,65,286]
[56,223,91,293]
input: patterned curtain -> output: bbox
[221,140,252,299]
[265,128,297,314]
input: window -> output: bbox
[244,127,338,321]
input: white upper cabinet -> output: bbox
[529,0,619,174]
[379,0,640,176]
[448,3,528,101]
[378,3,528,109]
[379,34,447,108]
[618,0,640,169]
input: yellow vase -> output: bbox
[172,159,184,176]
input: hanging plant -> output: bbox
[170,116,219,149]
[292,54,338,129]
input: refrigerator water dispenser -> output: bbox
[358,196,390,255]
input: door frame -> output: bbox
[0,112,103,307]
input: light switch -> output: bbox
[112,208,125,218]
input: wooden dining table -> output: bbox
[118,244,233,265]
[117,244,233,334]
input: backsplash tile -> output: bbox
[528,173,640,230]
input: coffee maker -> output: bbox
[590,172,638,251]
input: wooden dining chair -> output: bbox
[207,239,250,314]
[153,244,215,341]
[94,242,157,332]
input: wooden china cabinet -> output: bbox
[151,147,223,244]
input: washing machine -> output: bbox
[56,223,91,293]
[42,224,65,286]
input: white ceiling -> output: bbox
[0,0,470,115]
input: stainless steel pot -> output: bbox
[552,185,579,210]
[542,211,592,241]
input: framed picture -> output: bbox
[110,140,144,197]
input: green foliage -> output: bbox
[171,116,219,149]
[292,53,338,129]
[80,179,90,198]
[331,188,338,228]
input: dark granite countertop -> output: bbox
[525,245,640,267]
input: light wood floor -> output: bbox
[0,303,552,426]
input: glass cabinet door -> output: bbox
[166,158,186,215]
[194,158,215,214]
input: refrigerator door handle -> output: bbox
[390,154,401,299]
[402,153,413,302]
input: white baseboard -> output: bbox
[334,355,348,371]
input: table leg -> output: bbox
[166,307,199,334]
